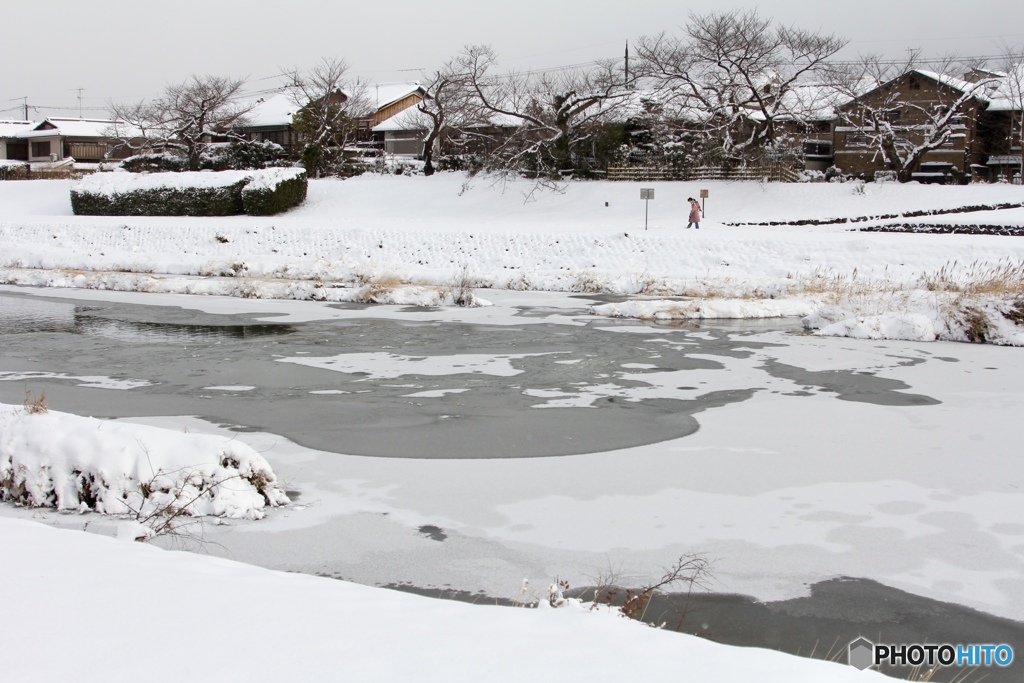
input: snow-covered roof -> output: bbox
[14,118,123,139]
[245,93,296,128]
[0,120,33,138]
[372,105,428,133]
[911,69,975,94]
[987,154,1022,165]
[983,64,1024,112]
[370,82,426,111]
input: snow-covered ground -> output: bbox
[1,515,889,682]
[2,173,1023,344]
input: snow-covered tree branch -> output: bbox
[282,58,370,177]
[636,9,846,164]
[459,45,635,179]
[109,75,253,171]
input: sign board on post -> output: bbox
[699,188,708,217]
[640,188,654,229]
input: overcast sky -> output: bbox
[4,0,1024,120]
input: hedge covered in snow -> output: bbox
[241,167,308,216]
[70,168,307,217]
[0,403,290,521]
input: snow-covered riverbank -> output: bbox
[2,173,1023,343]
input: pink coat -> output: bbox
[688,201,701,223]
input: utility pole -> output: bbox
[76,88,84,118]
[624,41,630,86]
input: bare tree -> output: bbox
[281,57,370,177]
[417,59,479,176]
[834,54,998,181]
[460,44,635,179]
[110,75,253,171]
[636,9,847,163]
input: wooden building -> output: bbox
[832,70,990,181]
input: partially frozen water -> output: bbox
[2,288,1021,681]
[0,290,935,459]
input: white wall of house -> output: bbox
[26,134,63,162]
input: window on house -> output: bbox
[883,109,901,124]
[846,131,868,147]
[31,141,51,157]
[803,141,832,156]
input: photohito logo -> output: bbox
[847,637,1014,670]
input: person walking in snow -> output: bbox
[686,197,702,229]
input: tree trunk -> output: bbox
[422,130,437,176]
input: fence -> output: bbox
[607,163,799,183]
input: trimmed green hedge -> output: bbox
[71,181,248,216]
[70,168,307,217]
[242,169,308,216]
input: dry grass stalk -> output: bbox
[920,259,1024,296]
[23,389,48,415]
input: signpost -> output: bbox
[640,188,654,230]
[700,188,708,217]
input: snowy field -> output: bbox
[2,173,1023,344]
[1,173,1023,679]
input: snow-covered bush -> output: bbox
[241,167,308,216]
[873,170,898,184]
[71,169,307,216]
[200,140,288,171]
[119,143,288,174]
[825,165,848,183]
[797,169,825,183]
[0,403,290,521]
[0,160,29,180]
[120,153,188,173]
[71,171,250,216]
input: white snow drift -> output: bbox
[0,402,289,521]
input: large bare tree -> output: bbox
[281,57,370,177]
[417,59,481,176]
[110,75,252,171]
[636,9,847,162]
[459,44,635,179]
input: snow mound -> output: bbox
[0,403,289,519]
[805,293,1024,345]
[590,298,816,320]
[810,312,939,342]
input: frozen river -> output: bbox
[0,284,1021,677]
